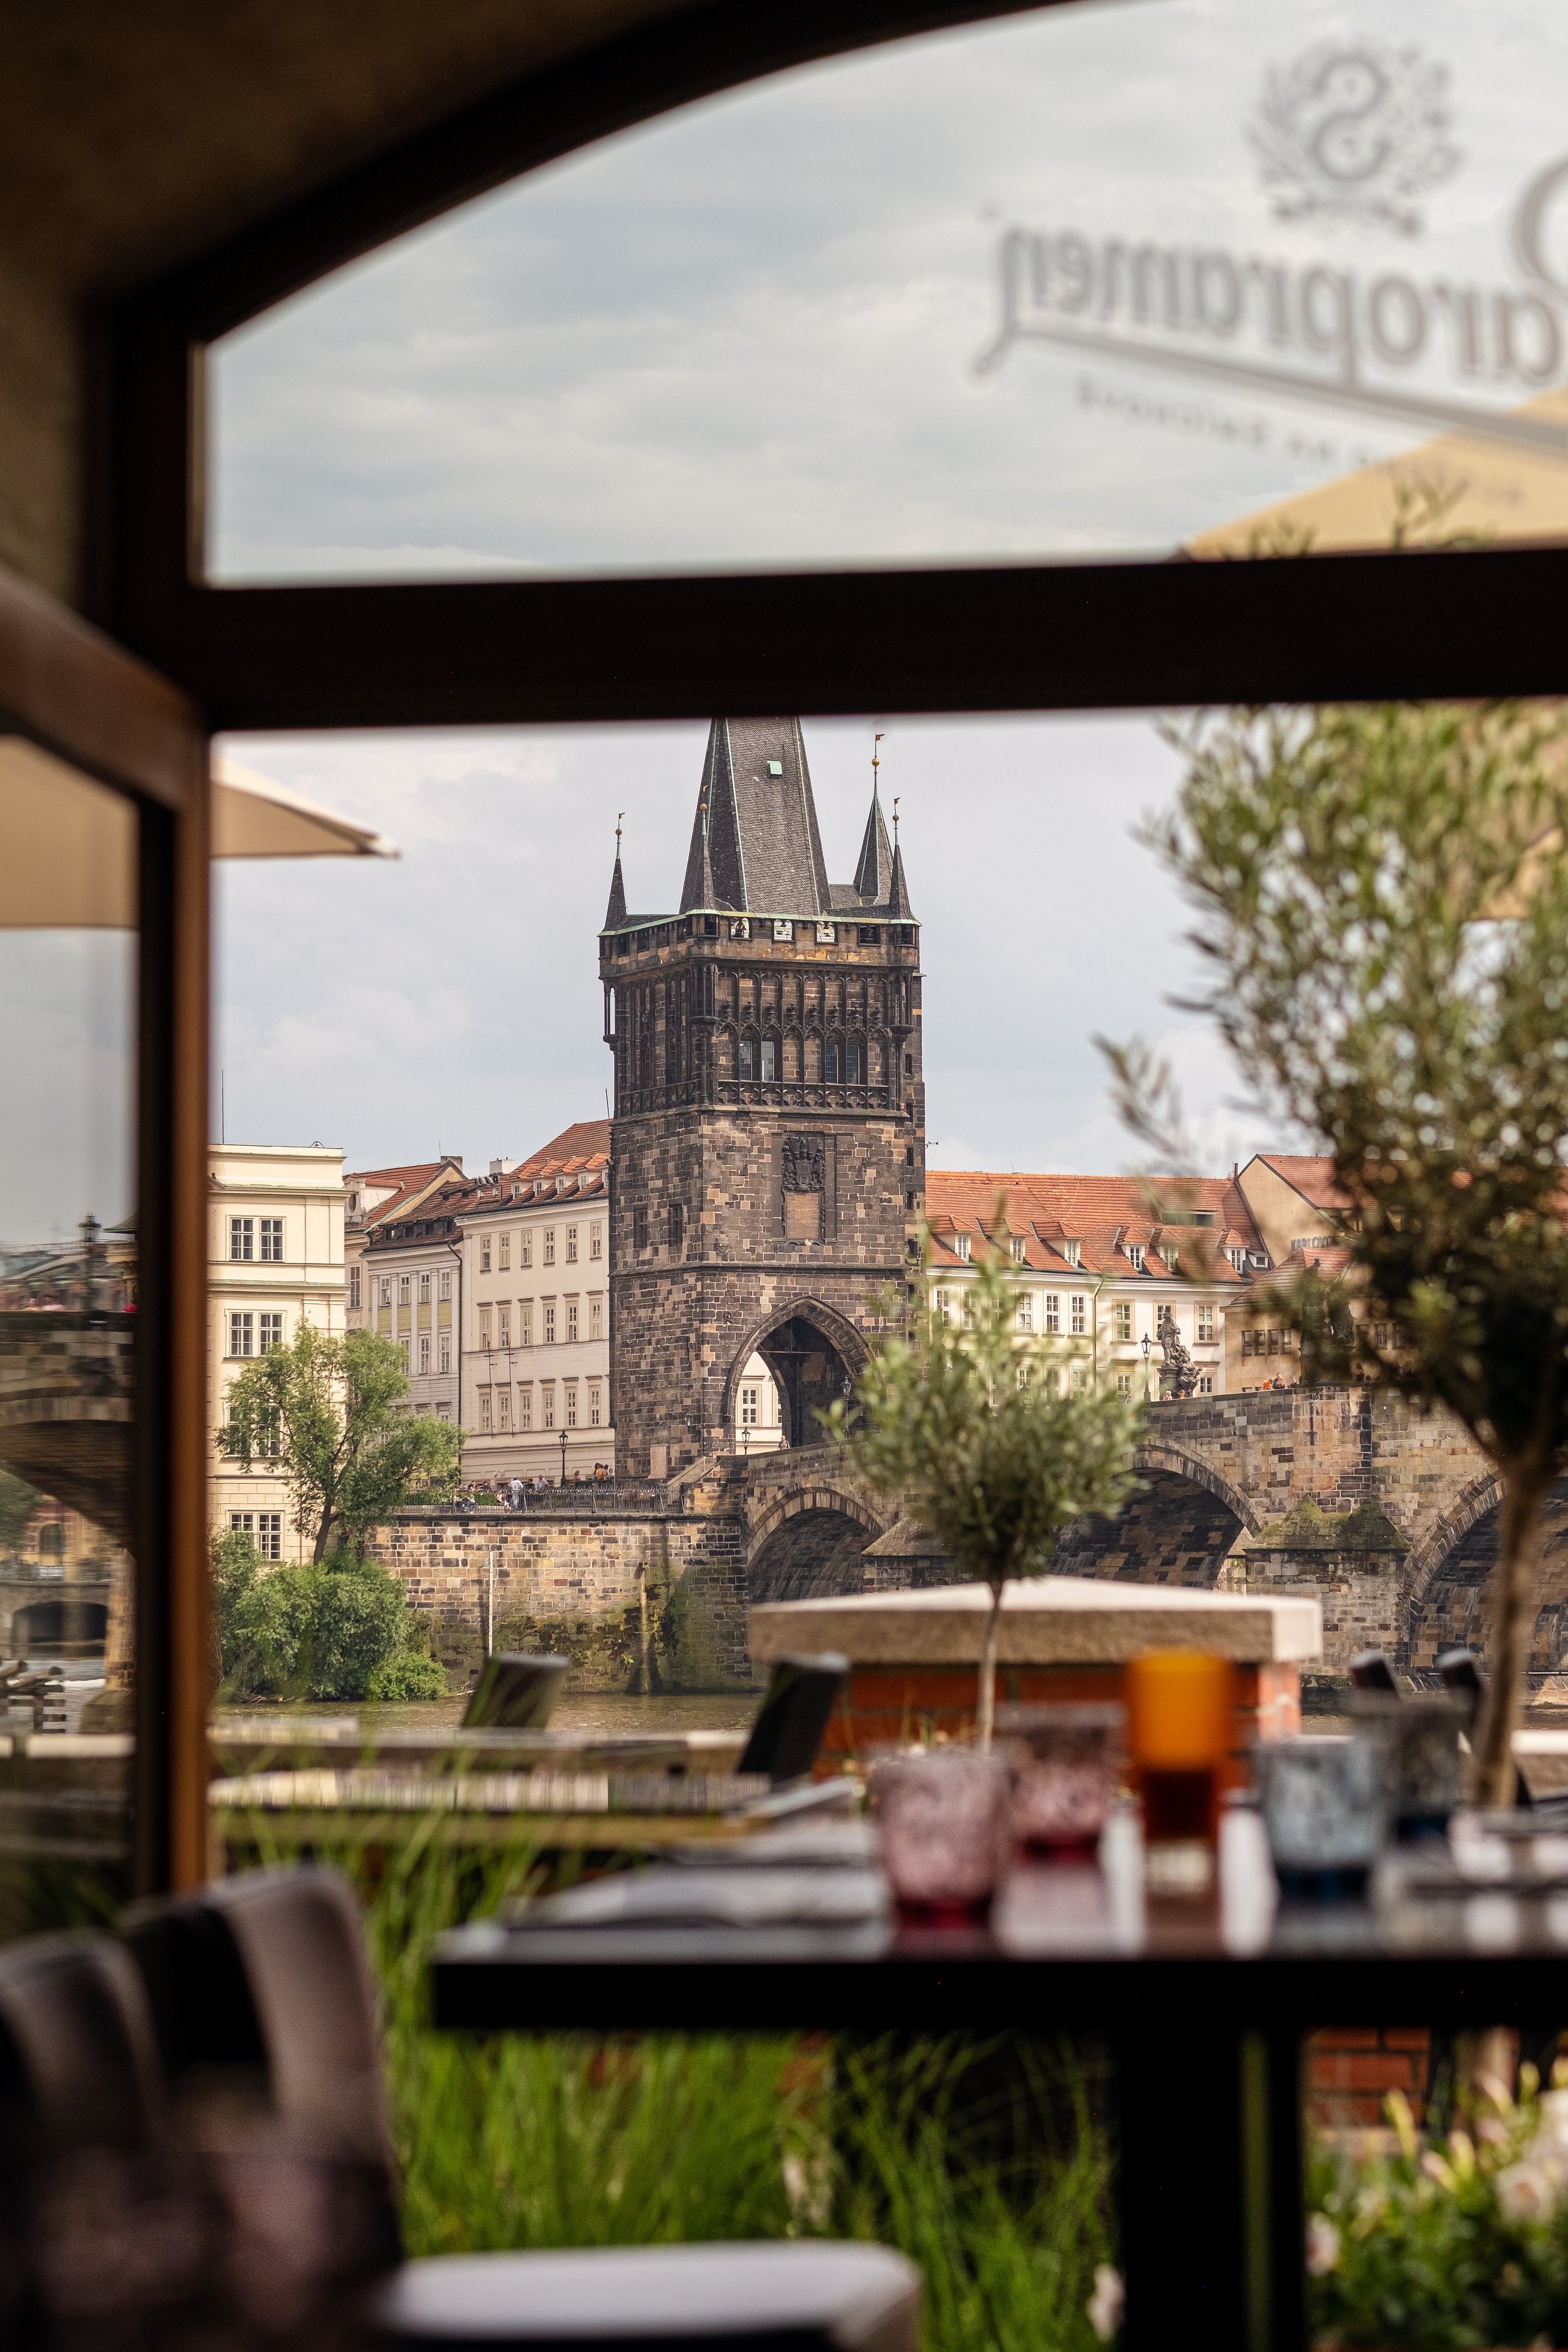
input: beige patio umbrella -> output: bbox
[0,741,397,928]
[1185,384,1568,559]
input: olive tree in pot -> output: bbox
[1117,699,1568,1804]
[824,1221,1143,1749]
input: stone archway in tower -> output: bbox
[725,1299,869,1453]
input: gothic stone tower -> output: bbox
[600,718,924,1477]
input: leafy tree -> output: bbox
[366,1649,448,1702]
[1123,698,1568,1803]
[0,1470,39,1555]
[211,1525,262,1679]
[211,1522,444,1702]
[223,1325,463,1562]
[825,1227,1143,1747]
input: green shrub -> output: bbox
[367,1650,448,1702]
[215,1538,428,1702]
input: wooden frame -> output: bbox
[104,0,1568,728]
[0,566,210,1897]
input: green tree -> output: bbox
[825,1226,1143,1747]
[1122,697,1568,1803]
[223,1325,463,1562]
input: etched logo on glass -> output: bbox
[1249,45,1462,237]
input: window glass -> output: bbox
[0,745,137,1940]
[212,0,1568,579]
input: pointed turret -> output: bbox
[887,837,913,919]
[604,817,627,927]
[680,719,830,915]
[853,787,893,902]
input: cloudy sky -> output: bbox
[14,0,1565,1241]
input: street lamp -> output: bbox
[559,1427,569,1486]
[1142,1330,1152,1401]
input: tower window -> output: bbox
[824,1041,839,1082]
[846,1042,862,1083]
[739,1041,754,1081]
[766,760,783,776]
[904,1054,913,1076]
[858,926,881,945]
[667,1202,685,1248]
[633,1205,649,1251]
[760,1040,776,1083]
[704,916,718,936]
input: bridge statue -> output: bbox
[1156,1304,1199,1401]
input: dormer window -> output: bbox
[1126,1244,1145,1272]
[1063,1240,1081,1268]
[1010,1236,1025,1263]
[955,1234,972,1261]
[1226,1246,1244,1271]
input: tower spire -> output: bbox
[853,732,893,903]
[603,812,627,927]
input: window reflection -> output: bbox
[0,746,137,1937]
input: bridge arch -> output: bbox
[1056,1461,1249,1587]
[721,1296,871,1453]
[1131,1441,1263,1540]
[1407,1472,1568,1678]
[746,1482,884,1604]
[1406,1470,1505,1614]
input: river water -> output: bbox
[211,1691,761,1737]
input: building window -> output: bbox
[846,1041,862,1083]
[521,1234,532,1268]
[1126,1244,1145,1272]
[498,1306,511,1347]
[1116,1372,1133,1396]
[519,1386,532,1429]
[479,1390,492,1431]
[228,1311,254,1358]
[418,1335,430,1374]
[439,1268,452,1300]
[259,1217,283,1262]
[1226,1246,1244,1271]
[1043,1295,1060,1334]
[439,1335,451,1374]
[257,1513,282,1560]
[1042,1366,1059,1396]
[1072,1367,1088,1393]
[228,1216,254,1261]
[258,1311,283,1353]
[1198,1374,1214,1394]
[1115,1302,1133,1342]
[497,1387,512,1431]
[566,1226,578,1263]
[1197,1305,1216,1343]
[590,1225,603,1261]
[954,1233,971,1262]
[589,1386,601,1427]
[230,1511,252,1536]
[480,1237,492,1272]
[961,1291,975,1327]
[379,1276,391,1308]
[401,1340,411,1372]
[479,1307,492,1348]
[349,1265,361,1308]
[1015,1298,1033,1332]
[544,1229,556,1266]
[418,1271,431,1303]
[858,926,881,945]
[760,1039,776,1083]
[566,1385,578,1428]
[542,1385,556,1429]
[633,1206,649,1251]
[739,1040,754,1081]
[590,1298,603,1340]
[544,1304,556,1344]
[667,1202,684,1249]
[1071,1296,1086,1335]
[520,1306,532,1347]
[398,1273,411,1305]
[1064,1241,1081,1268]
[567,1301,580,1343]
[824,1041,839,1081]
[499,1232,511,1270]
[1010,1236,1025,1263]
[741,1385,760,1426]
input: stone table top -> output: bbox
[748,1577,1322,1665]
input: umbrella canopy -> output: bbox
[0,741,396,928]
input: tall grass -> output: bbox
[240,1820,1115,2352]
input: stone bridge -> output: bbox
[376,1389,1559,1687]
[0,1311,135,1545]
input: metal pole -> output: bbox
[486,1547,495,1658]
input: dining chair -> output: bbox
[124,1865,920,2352]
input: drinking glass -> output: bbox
[869,1749,1011,1922]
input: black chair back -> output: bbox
[462,1651,570,1730]
[738,1653,848,1783]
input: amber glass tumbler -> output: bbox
[1125,1651,1235,1865]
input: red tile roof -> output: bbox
[344,1159,461,1227]
[517,1118,611,1173]
[1251,1154,1355,1212]
[923,1171,1266,1283]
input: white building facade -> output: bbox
[209,1143,347,1561]
[363,1181,470,1421]
[458,1122,614,1484]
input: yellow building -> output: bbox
[209,1143,347,1561]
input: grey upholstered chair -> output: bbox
[124,1867,920,2352]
